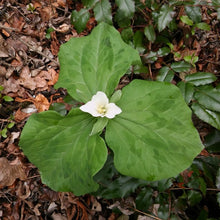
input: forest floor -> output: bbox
[0,0,219,220]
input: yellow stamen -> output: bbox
[97,105,107,115]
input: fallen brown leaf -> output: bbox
[0,157,26,188]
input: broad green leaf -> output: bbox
[180,15,193,26]
[156,66,174,82]
[171,61,191,72]
[192,102,220,130]
[185,72,217,86]
[157,5,175,32]
[55,22,141,103]
[144,25,156,42]
[185,6,201,23]
[177,81,194,104]
[71,9,90,33]
[19,109,107,195]
[194,86,220,112]
[115,0,135,27]
[94,0,112,24]
[106,80,203,181]
[195,22,211,31]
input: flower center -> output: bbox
[97,105,107,115]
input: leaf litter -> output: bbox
[0,0,219,219]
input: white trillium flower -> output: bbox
[80,91,122,119]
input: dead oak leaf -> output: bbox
[0,157,26,188]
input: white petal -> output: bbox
[91,91,109,106]
[105,103,122,119]
[79,101,101,117]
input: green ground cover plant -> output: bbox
[19,0,220,219]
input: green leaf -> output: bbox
[115,0,135,27]
[204,129,220,153]
[55,22,141,103]
[194,86,220,112]
[82,0,99,8]
[156,66,174,82]
[171,61,191,72]
[1,127,7,138]
[0,85,4,91]
[19,109,107,195]
[90,117,108,136]
[185,72,217,86]
[195,22,211,31]
[180,15,194,26]
[110,90,122,103]
[7,122,15,129]
[144,25,156,43]
[177,81,194,104]
[185,6,201,23]
[94,0,112,24]
[133,31,145,53]
[135,187,153,212]
[192,102,220,130]
[121,27,133,43]
[106,80,203,181]
[157,4,175,32]
[71,9,90,33]
[3,95,13,102]
[187,190,202,206]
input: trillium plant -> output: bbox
[19,23,203,196]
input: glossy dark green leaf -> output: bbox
[177,81,194,104]
[144,25,156,42]
[185,6,201,23]
[187,177,206,196]
[194,86,220,112]
[187,190,202,206]
[115,0,135,27]
[19,109,108,195]
[204,129,220,153]
[192,102,220,130]
[185,72,217,86]
[94,154,146,199]
[71,9,90,33]
[94,0,112,24]
[135,187,153,212]
[121,27,133,43]
[156,66,174,82]
[171,61,191,72]
[82,0,99,8]
[157,4,175,32]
